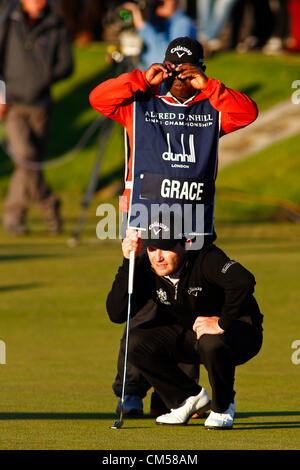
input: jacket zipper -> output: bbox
[162,277,179,301]
[174,283,179,300]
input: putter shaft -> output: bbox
[110,251,135,430]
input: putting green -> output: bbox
[0,215,299,450]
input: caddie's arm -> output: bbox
[175,64,258,134]
[89,69,148,126]
[200,77,258,135]
[89,63,173,126]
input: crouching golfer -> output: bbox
[106,220,263,429]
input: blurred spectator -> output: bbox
[262,0,290,55]
[230,0,273,52]
[122,0,197,69]
[229,0,299,54]
[287,0,300,52]
[0,0,73,235]
[55,0,105,45]
[196,0,238,52]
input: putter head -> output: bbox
[110,419,123,429]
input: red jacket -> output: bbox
[90,69,258,212]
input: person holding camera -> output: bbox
[122,0,197,69]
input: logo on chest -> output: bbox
[187,287,203,297]
[156,288,171,305]
[162,133,196,167]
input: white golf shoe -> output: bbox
[156,388,210,425]
[204,401,235,429]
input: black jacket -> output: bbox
[106,244,263,331]
[0,1,73,107]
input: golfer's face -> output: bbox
[147,244,185,277]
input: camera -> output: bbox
[103,1,147,45]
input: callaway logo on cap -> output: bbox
[170,45,193,58]
[143,212,184,250]
[165,36,204,65]
[149,221,170,236]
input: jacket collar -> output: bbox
[159,89,199,105]
[155,82,205,106]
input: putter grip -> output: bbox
[128,250,135,294]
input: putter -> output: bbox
[110,249,136,429]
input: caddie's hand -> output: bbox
[193,316,224,340]
[122,229,142,259]
[175,64,208,90]
[0,103,7,120]
[145,63,174,86]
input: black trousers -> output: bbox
[127,319,263,413]
[113,330,199,399]
[112,299,199,402]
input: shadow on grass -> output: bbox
[0,254,60,262]
[0,411,299,429]
[0,283,42,292]
[0,412,147,420]
[233,412,300,430]
[187,411,300,430]
[239,83,261,97]
[233,424,300,430]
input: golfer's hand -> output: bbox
[175,64,208,90]
[122,229,142,259]
[0,103,7,120]
[145,63,174,86]
[193,316,224,339]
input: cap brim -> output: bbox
[164,58,204,64]
[143,238,181,250]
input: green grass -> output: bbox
[0,218,299,450]
[206,50,300,112]
[215,132,300,222]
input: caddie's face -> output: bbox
[21,0,47,18]
[147,243,186,277]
